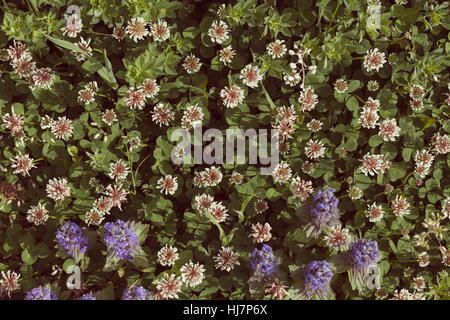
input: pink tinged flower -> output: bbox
[365,203,384,223]
[363,48,386,72]
[347,186,362,200]
[378,118,401,141]
[156,175,178,195]
[323,225,351,251]
[230,172,244,185]
[283,71,301,86]
[250,222,272,243]
[359,153,391,176]
[139,79,160,98]
[12,55,36,79]
[156,273,182,299]
[272,161,292,184]
[61,13,83,38]
[112,26,126,41]
[306,119,323,132]
[32,67,54,89]
[193,171,206,187]
[180,260,206,287]
[440,246,450,267]
[409,84,425,100]
[103,183,128,210]
[334,79,348,93]
[430,133,450,155]
[51,116,73,140]
[182,54,202,74]
[417,252,429,267]
[202,166,223,187]
[410,99,423,111]
[276,120,295,141]
[391,195,410,217]
[265,279,288,300]
[298,87,318,112]
[7,40,31,61]
[157,244,179,267]
[442,196,450,218]
[208,20,230,44]
[267,39,287,59]
[209,202,228,223]
[364,97,380,111]
[85,81,98,93]
[254,199,269,214]
[359,109,379,128]
[214,246,240,272]
[240,64,262,88]
[74,37,92,62]
[46,177,70,202]
[124,87,146,110]
[181,104,204,129]
[78,88,96,104]
[102,109,117,126]
[150,19,170,41]
[2,110,25,135]
[193,193,215,213]
[151,103,175,127]
[0,270,21,297]
[414,150,434,167]
[109,159,130,181]
[220,84,245,108]
[0,183,18,201]
[10,153,36,177]
[93,197,113,214]
[414,163,430,179]
[38,115,53,130]
[26,203,48,225]
[305,139,325,159]
[291,177,314,201]
[277,105,297,124]
[413,277,426,291]
[125,17,149,42]
[219,45,235,65]
[84,209,105,226]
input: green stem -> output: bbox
[134,153,151,183]
[86,31,112,37]
[352,94,365,104]
[328,0,341,31]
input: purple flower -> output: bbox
[79,293,96,300]
[348,238,378,267]
[305,261,333,289]
[26,286,58,300]
[55,221,89,258]
[304,187,341,237]
[104,220,138,260]
[250,244,278,277]
[122,286,150,300]
[301,261,334,299]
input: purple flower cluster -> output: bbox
[250,244,278,277]
[304,260,333,289]
[122,286,150,300]
[26,286,58,300]
[79,293,96,300]
[55,221,89,258]
[104,219,138,260]
[305,187,341,237]
[349,238,378,267]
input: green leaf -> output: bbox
[97,49,118,89]
[43,34,87,56]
